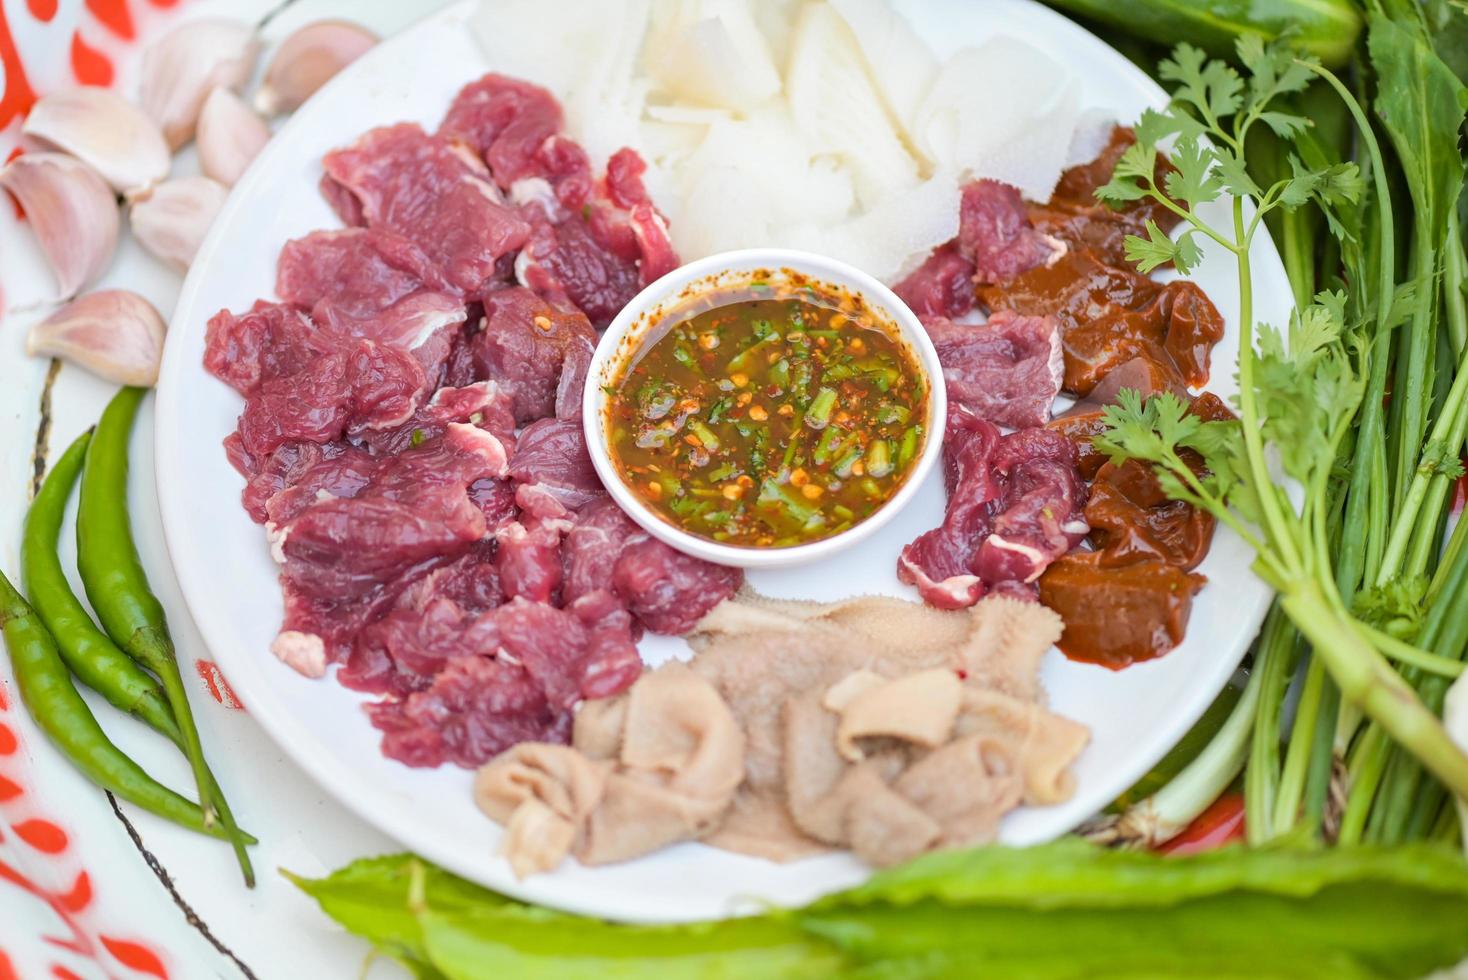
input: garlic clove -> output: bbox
[0,153,120,299]
[139,18,260,150]
[129,176,228,274]
[197,87,270,187]
[27,289,167,386]
[254,19,377,116]
[23,88,171,196]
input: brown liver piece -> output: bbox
[1085,459,1216,571]
[976,126,1224,398]
[1038,551,1206,670]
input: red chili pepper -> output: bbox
[1158,791,1245,856]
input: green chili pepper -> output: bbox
[77,388,255,886]
[23,430,179,742]
[0,565,254,846]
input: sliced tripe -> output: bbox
[831,668,963,761]
[785,2,922,210]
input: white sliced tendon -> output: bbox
[750,0,806,69]
[669,165,773,259]
[785,2,922,210]
[647,1,781,111]
[683,110,855,227]
[469,0,599,99]
[788,168,960,283]
[911,37,1080,201]
[828,0,938,136]
[1065,106,1119,169]
[470,0,1093,279]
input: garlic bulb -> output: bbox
[0,153,119,299]
[27,290,167,387]
[23,88,170,196]
[197,87,270,187]
[139,18,259,150]
[255,19,377,116]
[129,176,229,274]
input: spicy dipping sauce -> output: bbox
[605,281,928,548]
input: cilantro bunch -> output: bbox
[1092,35,1468,824]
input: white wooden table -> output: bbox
[0,2,461,976]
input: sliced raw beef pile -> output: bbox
[897,407,1088,609]
[896,125,1225,417]
[206,72,739,770]
[922,311,1063,429]
[438,73,677,327]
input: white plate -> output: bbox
[155,0,1286,922]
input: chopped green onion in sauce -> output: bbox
[606,279,928,548]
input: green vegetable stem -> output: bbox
[1043,0,1363,67]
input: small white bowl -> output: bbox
[583,248,948,569]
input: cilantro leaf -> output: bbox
[1257,111,1310,140]
[1418,440,1467,479]
[1160,43,1244,124]
[1237,33,1316,109]
[1352,577,1429,641]
[1122,221,1197,275]
[1212,146,1262,198]
[1163,136,1224,210]
[1096,140,1161,205]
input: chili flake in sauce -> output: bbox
[606,284,928,548]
